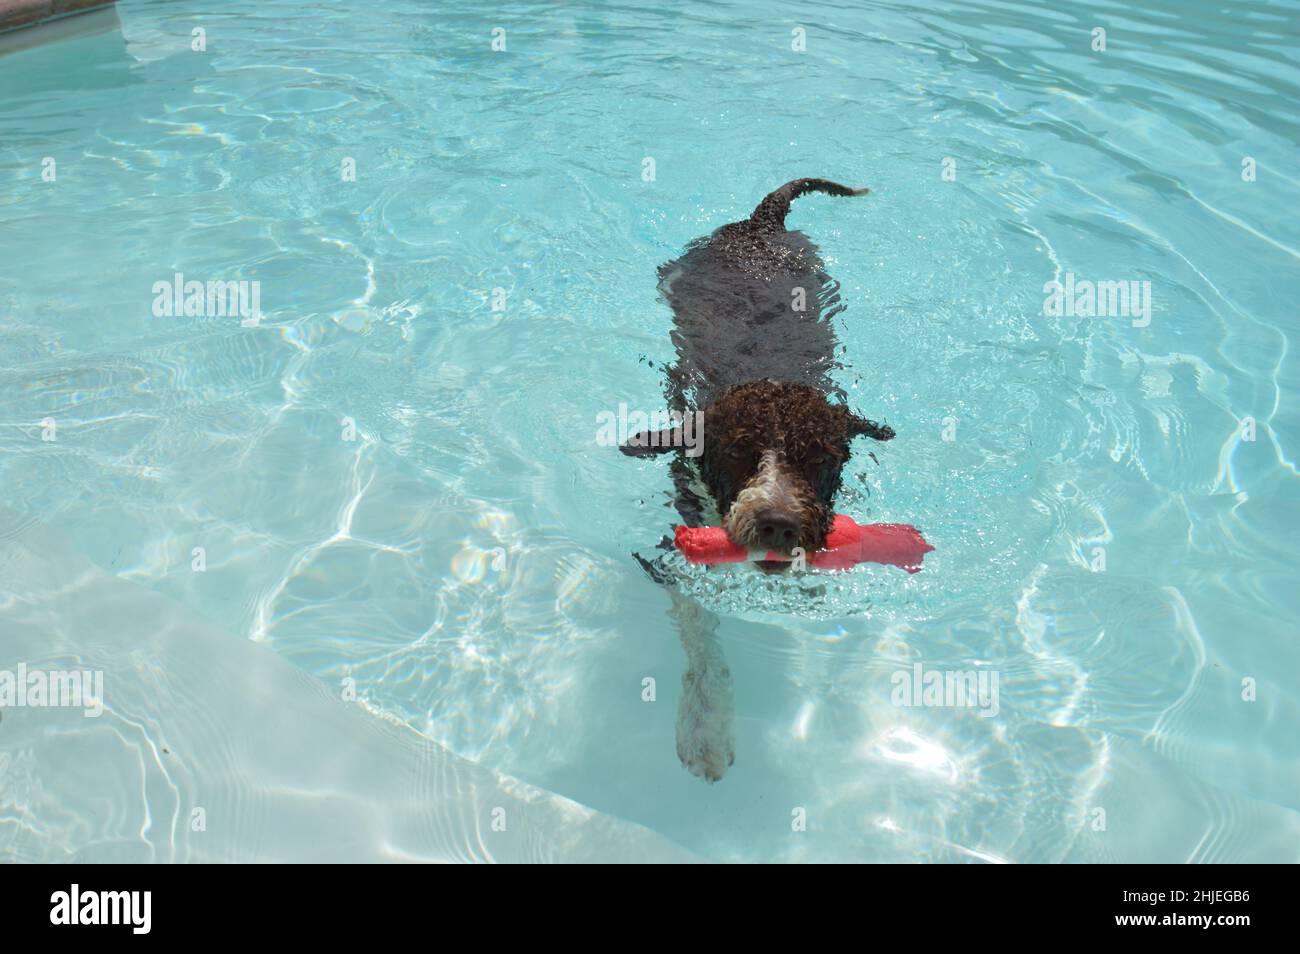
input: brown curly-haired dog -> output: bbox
[618,179,892,782]
[622,179,894,566]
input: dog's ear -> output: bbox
[848,413,894,442]
[620,427,682,456]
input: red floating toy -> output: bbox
[674,514,933,573]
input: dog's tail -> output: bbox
[749,178,870,232]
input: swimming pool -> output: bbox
[1,0,1297,862]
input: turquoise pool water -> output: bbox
[1,0,1298,862]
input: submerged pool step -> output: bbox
[0,505,699,863]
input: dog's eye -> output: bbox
[726,446,748,461]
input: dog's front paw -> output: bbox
[676,663,736,783]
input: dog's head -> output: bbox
[621,380,894,560]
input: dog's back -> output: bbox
[657,178,869,409]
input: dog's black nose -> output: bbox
[755,511,800,548]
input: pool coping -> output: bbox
[0,0,115,37]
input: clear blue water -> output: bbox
[1,0,1298,862]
